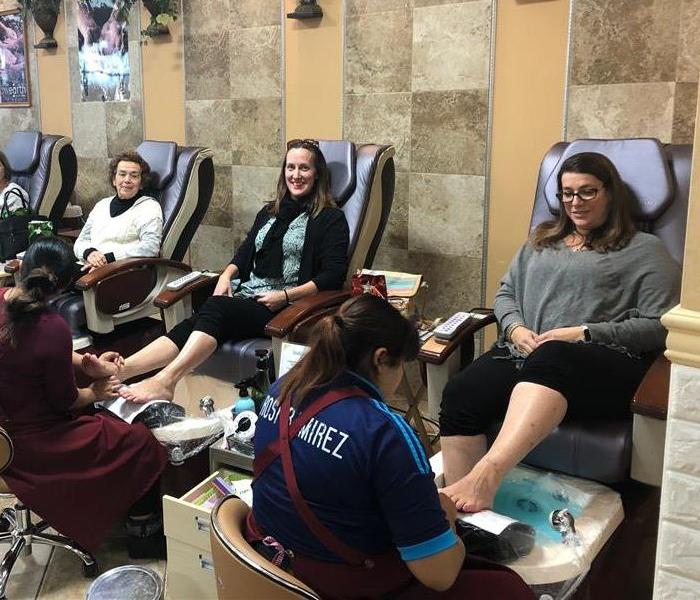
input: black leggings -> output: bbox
[440,341,654,437]
[128,480,161,517]
[166,295,275,350]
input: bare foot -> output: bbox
[81,353,119,379]
[441,461,504,513]
[120,375,173,404]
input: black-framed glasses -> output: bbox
[556,187,600,203]
[287,138,319,150]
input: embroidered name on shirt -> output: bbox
[259,395,350,460]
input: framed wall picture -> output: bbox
[0,10,30,107]
[77,0,131,102]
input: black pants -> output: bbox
[440,341,654,437]
[166,295,275,350]
[128,480,161,517]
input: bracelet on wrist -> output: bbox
[505,322,524,342]
[283,289,290,305]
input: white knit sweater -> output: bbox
[74,195,163,261]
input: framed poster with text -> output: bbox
[0,10,30,107]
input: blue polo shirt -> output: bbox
[252,371,458,563]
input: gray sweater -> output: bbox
[494,232,681,355]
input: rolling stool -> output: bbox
[0,427,97,599]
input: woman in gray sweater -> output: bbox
[440,152,680,513]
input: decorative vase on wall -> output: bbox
[142,0,169,36]
[32,8,58,49]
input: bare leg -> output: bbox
[119,337,180,382]
[121,332,217,403]
[441,434,487,486]
[442,382,567,512]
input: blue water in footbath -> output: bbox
[492,471,587,543]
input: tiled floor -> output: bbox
[0,496,165,600]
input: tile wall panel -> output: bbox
[345,0,493,320]
[567,0,698,142]
[65,1,144,211]
[183,0,283,270]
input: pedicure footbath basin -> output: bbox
[139,405,224,465]
[430,455,623,587]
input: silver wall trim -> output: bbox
[340,0,346,136]
[480,0,499,312]
[562,0,575,141]
[280,0,287,147]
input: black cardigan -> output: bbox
[230,205,350,292]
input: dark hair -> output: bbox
[0,152,12,186]
[279,294,419,408]
[0,237,74,347]
[531,152,636,253]
[270,140,335,218]
[108,151,152,192]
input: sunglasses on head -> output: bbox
[287,138,320,150]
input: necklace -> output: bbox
[566,233,588,252]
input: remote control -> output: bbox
[433,312,473,342]
[166,271,202,291]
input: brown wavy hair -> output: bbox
[278,294,419,409]
[0,237,74,347]
[530,152,636,253]
[270,140,335,218]
[108,151,152,192]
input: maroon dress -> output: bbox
[0,290,168,551]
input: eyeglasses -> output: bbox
[287,138,319,150]
[556,188,600,203]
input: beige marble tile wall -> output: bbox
[65,3,145,213]
[344,0,493,319]
[184,0,283,272]
[0,21,41,147]
[567,0,699,143]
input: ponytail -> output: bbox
[0,237,74,347]
[278,314,347,408]
[0,268,59,346]
[278,294,419,408]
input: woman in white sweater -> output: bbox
[74,151,163,272]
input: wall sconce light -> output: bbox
[287,0,323,20]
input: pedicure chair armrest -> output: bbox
[265,290,352,339]
[418,308,497,366]
[154,275,218,309]
[75,258,191,291]
[71,258,193,335]
[4,260,20,274]
[417,308,496,421]
[631,355,670,420]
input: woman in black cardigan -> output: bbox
[120,140,349,402]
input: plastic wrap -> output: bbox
[149,411,224,466]
[491,467,593,599]
[532,509,590,600]
[224,410,258,456]
[493,467,593,544]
